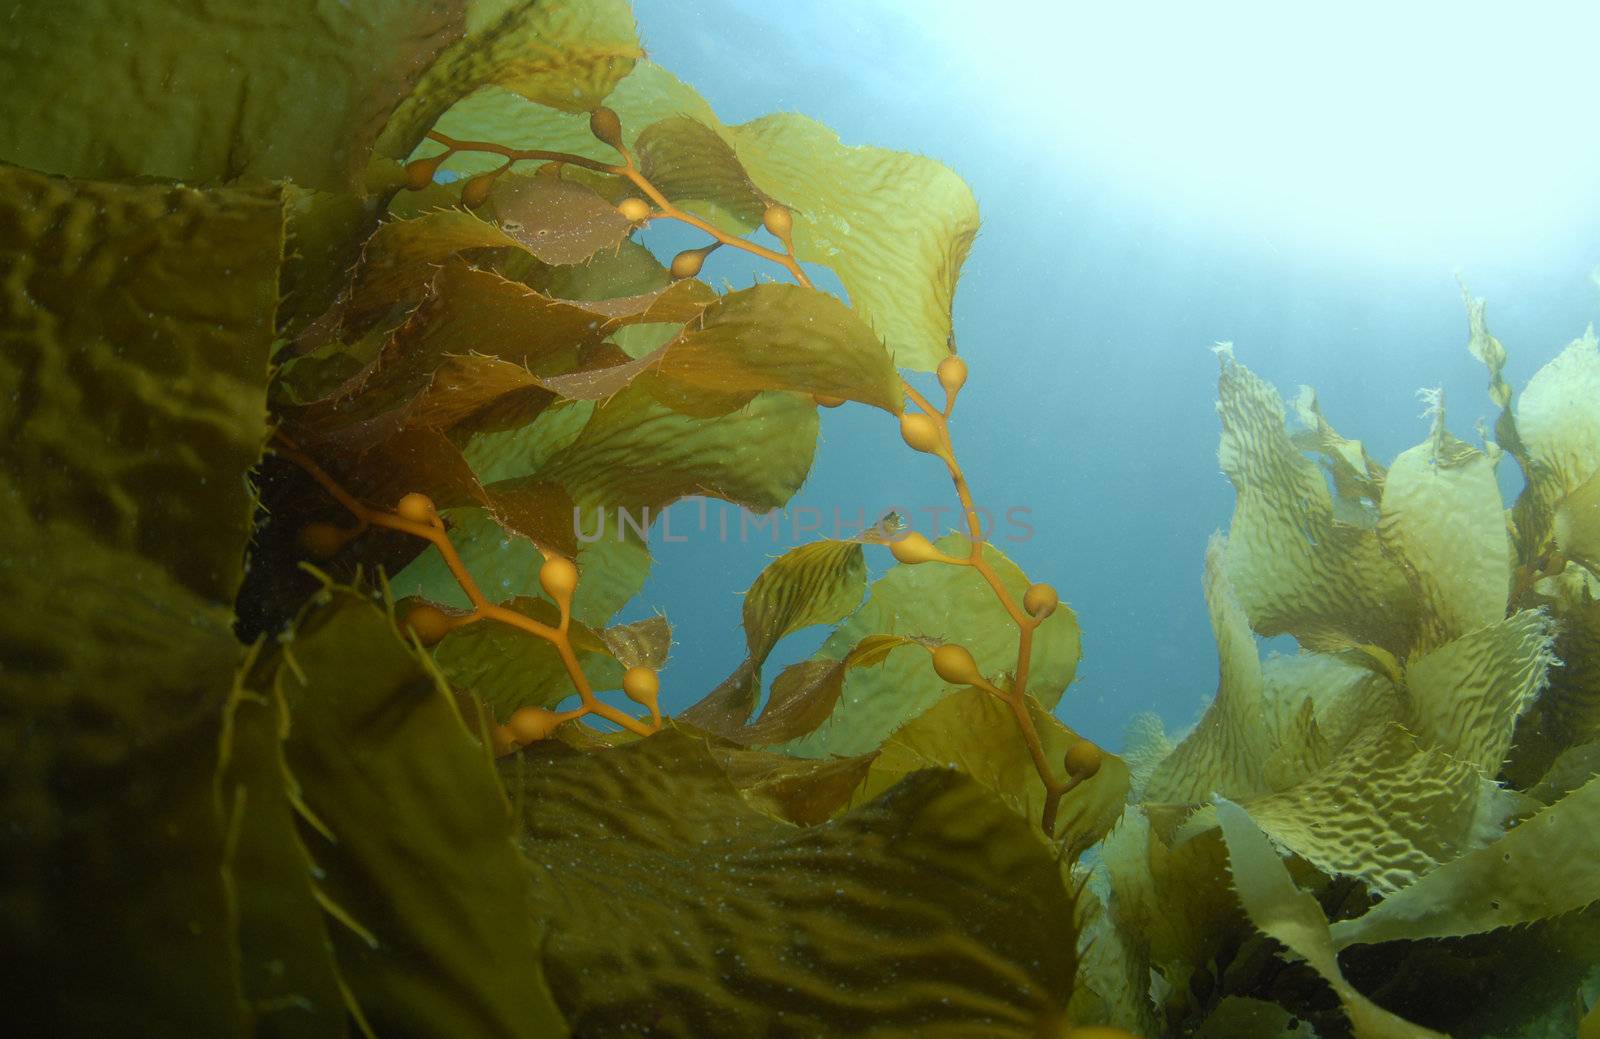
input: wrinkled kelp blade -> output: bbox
[0,167,280,602]
[1216,348,1414,653]
[375,0,640,161]
[502,730,1078,1036]
[1331,774,1600,949]
[0,0,463,190]
[0,169,283,1033]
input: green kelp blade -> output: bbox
[276,589,565,1038]
[735,634,920,746]
[375,0,641,162]
[1,537,252,1036]
[1193,996,1322,1038]
[1331,774,1600,950]
[389,505,651,628]
[426,60,977,370]
[429,595,626,717]
[502,729,1078,1036]
[1,168,284,1033]
[485,174,636,265]
[1144,534,1272,803]
[0,0,463,190]
[704,741,877,825]
[1216,799,1447,1039]
[784,533,1082,759]
[530,382,820,513]
[0,167,281,603]
[852,687,1129,850]
[682,538,870,733]
[218,685,350,1039]
[597,613,673,670]
[656,283,905,414]
[730,109,978,371]
[634,113,772,226]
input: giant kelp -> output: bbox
[1084,310,1600,1036]
[0,1,1122,1036]
[5,1,1599,1036]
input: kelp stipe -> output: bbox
[6,0,1600,1035]
[0,0,1115,1035]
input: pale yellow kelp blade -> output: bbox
[1400,609,1554,774]
[1227,722,1494,896]
[1516,327,1600,508]
[1215,347,1413,654]
[1330,774,1600,950]
[1216,799,1447,1038]
[1144,534,1272,803]
[1378,396,1511,652]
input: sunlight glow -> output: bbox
[908,0,1600,258]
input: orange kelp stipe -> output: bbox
[409,105,814,290]
[393,112,1083,834]
[271,435,663,750]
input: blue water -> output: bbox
[622,0,1600,747]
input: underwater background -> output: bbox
[8,0,1600,1035]
[623,0,1600,746]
